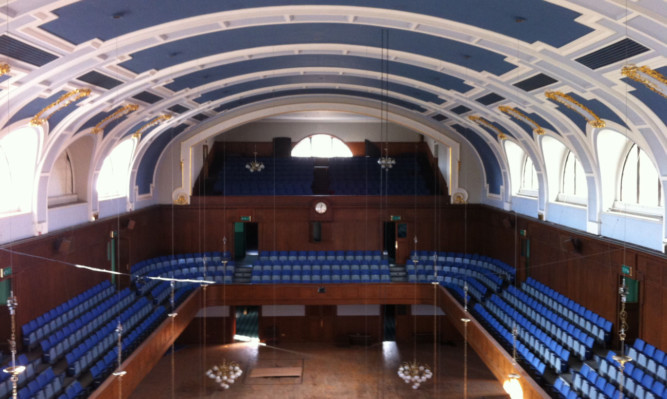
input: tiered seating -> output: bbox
[570,363,634,399]
[328,156,432,195]
[57,380,84,399]
[502,286,593,361]
[132,252,233,286]
[626,339,667,385]
[0,355,42,398]
[485,294,569,373]
[598,351,666,399]
[16,367,64,399]
[213,157,314,195]
[523,277,611,343]
[473,304,547,379]
[250,259,391,284]
[23,281,115,350]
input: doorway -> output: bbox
[234,222,258,260]
[383,222,409,264]
[383,222,396,261]
[235,305,260,340]
[383,305,396,341]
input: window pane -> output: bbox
[97,139,136,199]
[620,146,638,204]
[291,134,352,158]
[638,148,660,207]
[48,151,74,198]
[562,153,575,195]
[0,126,39,214]
[291,138,311,157]
[522,157,538,191]
[574,157,586,196]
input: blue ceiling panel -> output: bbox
[196,75,441,105]
[79,108,131,137]
[213,89,426,113]
[623,66,667,127]
[505,107,558,138]
[120,24,514,76]
[566,92,627,130]
[42,1,590,48]
[452,124,502,195]
[166,54,472,93]
[5,91,84,132]
[136,123,187,195]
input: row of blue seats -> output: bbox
[486,295,569,373]
[42,288,134,365]
[66,294,154,380]
[16,367,63,399]
[440,283,471,305]
[503,286,593,361]
[0,355,41,397]
[406,264,503,292]
[250,270,390,284]
[571,363,629,399]
[473,304,547,378]
[23,281,115,349]
[130,252,231,274]
[259,250,383,261]
[410,251,515,282]
[599,353,666,399]
[525,277,611,342]
[629,339,667,377]
[56,381,84,399]
[553,377,584,399]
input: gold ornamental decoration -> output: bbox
[468,115,507,140]
[622,65,667,99]
[0,63,10,77]
[132,114,172,139]
[31,88,92,126]
[498,105,545,135]
[544,91,605,128]
[91,104,139,135]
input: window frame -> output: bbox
[613,143,663,218]
[556,150,587,206]
[291,134,353,158]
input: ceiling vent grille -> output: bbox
[576,38,650,70]
[0,35,58,66]
[513,73,558,91]
[77,71,122,90]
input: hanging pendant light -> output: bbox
[2,294,25,399]
[246,151,265,173]
[378,148,395,170]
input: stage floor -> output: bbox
[130,340,509,398]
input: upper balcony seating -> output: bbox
[523,277,612,344]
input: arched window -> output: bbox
[558,151,587,205]
[48,150,77,207]
[291,134,352,158]
[617,144,663,214]
[0,126,40,215]
[97,138,136,199]
[503,140,537,197]
[521,156,539,194]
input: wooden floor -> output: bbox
[130,340,509,399]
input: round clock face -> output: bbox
[315,201,328,214]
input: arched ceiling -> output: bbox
[0,0,666,202]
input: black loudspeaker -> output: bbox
[570,238,582,253]
[312,221,321,242]
[125,219,136,230]
[365,139,381,158]
[273,137,292,158]
[54,238,72,254]
[502,217,514,229]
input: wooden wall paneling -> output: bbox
[637,253,666,349]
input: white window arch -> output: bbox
[521,156,539,195]
[291,134,352,158]
[541,136,587,206]
[503,140,537,197]
[0,125,41,215]
[48,150,77,207]
[617,144,663,215]
[597,128,663,218]
[97,138,136,199]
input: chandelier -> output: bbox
[245,151,265,173]
[206,360,243,390]
[378,148,395,170]
[397,361,432,389]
